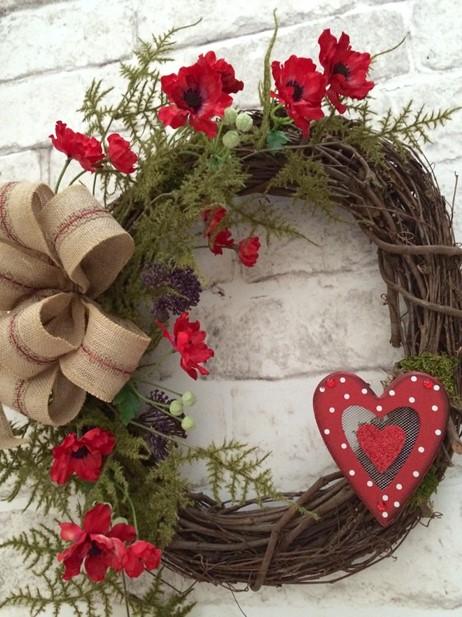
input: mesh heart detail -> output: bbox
[357,424,406,473]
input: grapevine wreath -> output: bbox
[0,18,462,616]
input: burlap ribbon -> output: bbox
[0,181,151,448]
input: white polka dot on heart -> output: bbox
[389,390,395,397]
[344,393,350,400]
[413,471,420,478]
[348,470,355,476]
[340,377,346,383]
[431,405,438,412]
[435,429,442,436]
[433,384,440,391]
[323,429,330,435]
[411,376,417,382]
[409,396,416,403]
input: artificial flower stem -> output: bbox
[92,171,98,196]
[54,157,72,193]
[125,491,139,535]
[68,170,87,185]
[122,572,131,617]
[129,420,190,449]
[130,385,179,420]
[137,349,174,370]
[134,378,182,397]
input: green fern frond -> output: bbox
[180,439,278,503]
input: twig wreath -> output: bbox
[0,16,461,616]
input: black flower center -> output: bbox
[286,80,304,102]
[333,63,350,79]
[72,446,89,459]
[89,542,102,557]
[183,88,203,112]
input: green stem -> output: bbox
[125,491,139,535]
[54,158,72,193]
[134,379,182,397]
[121,572,131,617]
[92,172,98,196]
[137,349,174,370]
[129,420,190,449]
[68,170,87,185]
[130,384,178,419]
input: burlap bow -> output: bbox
[0,181,151,448]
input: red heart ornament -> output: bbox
[313,371,449,526]
[356,424,406,473]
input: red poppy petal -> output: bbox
[82,428,116,455]
[50,454,73,485]
[59,523,85,543]
[84,553,110,582]
[72,452,103,482]
[158,105,189,129]
[83,503,112,534]
[61,552,84,580]
[109,523,137,543]
[189,116,218,138]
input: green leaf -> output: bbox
[112,384,141,424]
[266,129,290,150]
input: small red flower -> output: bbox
[50,428,116,485]
[57,504,135,582]
[198,51,244,94]
[238,236,261,267]
[122,540,162,578]
[271,55,326,136]
[318,29,374,113]
[202,206,234,254]
[50,121,104,172]
[158,60,233,137]
[158,312,214,380]
[107,133,138,174]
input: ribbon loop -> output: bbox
[0,181,150,446]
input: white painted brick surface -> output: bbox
[1,1,462,616]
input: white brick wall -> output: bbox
[1,1,462,616]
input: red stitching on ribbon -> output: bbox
[8,313,56,366]
[53,208,109,246]
[80,344,133,377]
[0,182,20,244]
[0,271,38,292]
[14,379,27,415]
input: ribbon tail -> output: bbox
[0,403,26,449]
[60,301,151,403]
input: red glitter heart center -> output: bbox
[356,424,406,473]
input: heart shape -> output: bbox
[356,424,406,473]
[313,371,449,526]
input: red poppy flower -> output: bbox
[238,236,261,267]
[57,503,135,582]
[202,206,234,254]
[158,312,214,380]
[158,60,232,137]
[198,51,244,94]
[122,540,162,578]
[50,428,116,485]
[50,121,104,172]
[107,133,138,174]
[318,29,374,113]
[271,56,326,136]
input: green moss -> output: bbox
[409,466,440,512]
[397,352,460,401]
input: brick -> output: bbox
[0,0,135,81]
[195,268,402,380]
[0,62,125,151]
[240,199,377,283]
[413,0,462,70]
[0,149,41,183]
[169,7,409,109]
[378,72,462,163]
[1,0,66,15]
[136,0,355,47]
